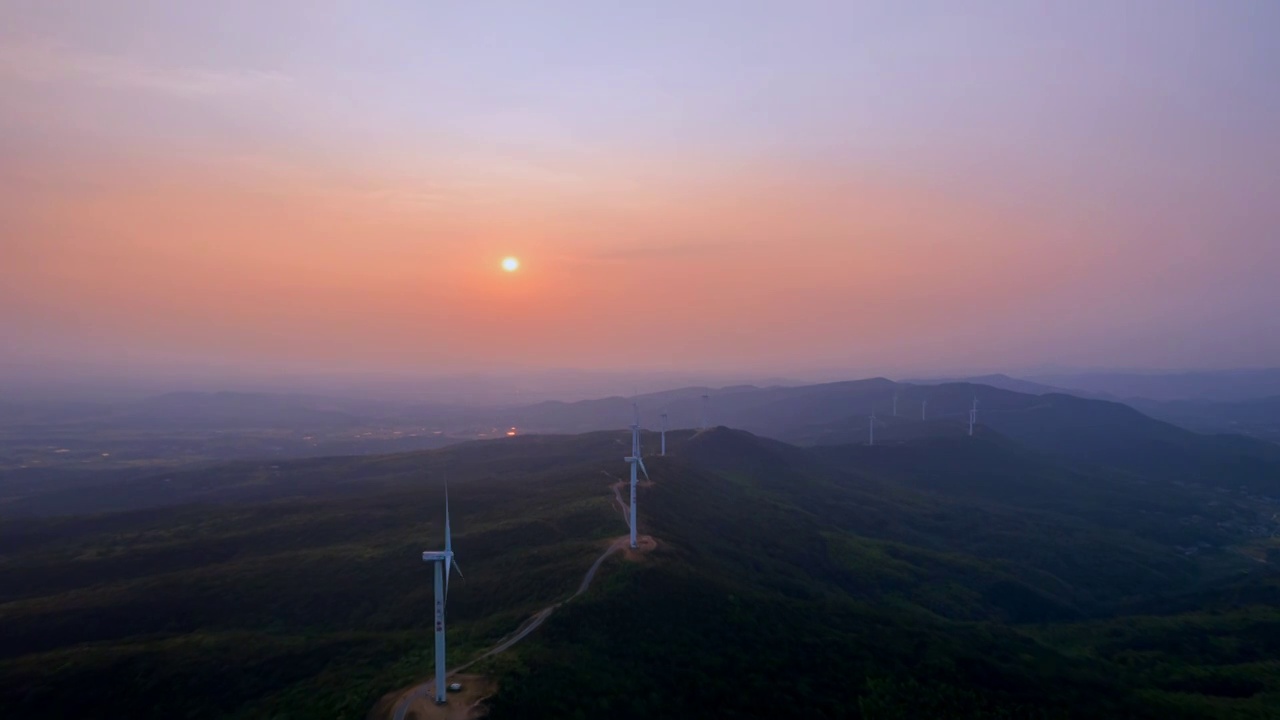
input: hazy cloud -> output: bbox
[589,240,733,260]
[0,38,290,99]
[557,240,736,267]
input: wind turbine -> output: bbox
[625,403,650,549]
[968,396,978,437]
[700,393,710,430]
[660,412,668,456]
[868,411,888,446]
[420,484,463,705]
[921,398,928,421]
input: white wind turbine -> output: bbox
[420,484,463,705]
[660,412,668,456]
[625,403,650,549]
[968,395,978,436]
[868,411,886,446]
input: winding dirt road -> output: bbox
[456,535,629,671]
[390,479,639,720]
[602,470,631,527]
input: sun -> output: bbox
[501,256,520,272]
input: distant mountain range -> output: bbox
[902,373,1099,398]
[6,376,1280,518]
[4,370,1280,476]
[1026,367,1280,402]
[906,372,1280,443]
[7,363,1280,481]
[481,375,1280,449]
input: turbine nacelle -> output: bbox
[625,455,650,481]
[422,550,462,590]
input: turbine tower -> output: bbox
[625,404,650,549]
[660,412,668,456]
[700,393,710,430]
[968,396,978,437]
[921,398,928,421]
[420,485,463,705]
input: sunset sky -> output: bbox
[3,1,1278,382]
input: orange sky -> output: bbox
[3,2,1278,380]
[3,145,1104,373]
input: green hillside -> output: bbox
[488,429,1280,719]
[2,428,1278,718]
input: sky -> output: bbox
[2,0,1278,384]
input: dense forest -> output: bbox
[3,388,1280,718]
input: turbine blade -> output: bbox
[452,559,464,580]
[444,480,453,593]
[638,457,650,482]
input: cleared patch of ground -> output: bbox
[400,674,496,720]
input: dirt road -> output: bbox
[457,534,629,671]
[603,470,630,528]
[390,479,638,720]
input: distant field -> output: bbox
[0,424,465,471]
